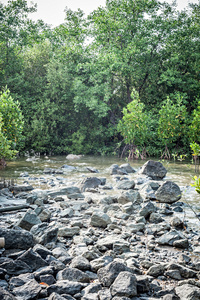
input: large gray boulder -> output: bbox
[110,271,137,297]
[0,228,34,250]
[155,181,182,203]
[140,160,167,180]
[16,209,42,231]
[175,284,200,300]
[90,211,111,228]
[78,177,102,192]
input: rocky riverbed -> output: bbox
[0,160,200,300]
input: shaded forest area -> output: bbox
[0,0,200,160]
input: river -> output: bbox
[0,155,200,225]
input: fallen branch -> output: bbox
[0,204,32,213]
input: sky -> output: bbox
[1,0,199,27]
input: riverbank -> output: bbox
[0,160,200,299]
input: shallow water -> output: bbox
[0,155,200,224]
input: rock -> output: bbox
[113,240,130,254]
[47,186,83,199]
[157,229,186,246]
[110,271,137,297]
[17,209,42,231]
[109,164,121,175]
[90,256,113,272]
[9,184,34,195]
[97,261,133,287]
[30,223,58,245]
[117,190,143,205]
[78,177,102,192]
[0,259,31,275]
[155,181,182,204]
[0,228,34,250]
[86,167,99,173]
[16,248,48,271]
[149,212,164,224]
[119,163,136,173]
[167,263,196,279]
[136,275,150,293]
[139,201,157,218]
[70,255,90,271]
[47,280,85,295]
[173,239,189,249]
[58,226,80,238]
[90,211,111,228]
[116,180,135,190]
[0,286,17,299]
[26,189,48,205]
[146,263,165,277]
[170,216,184,229]
[140,160,167,179]
[175,283,200,300]
[33,244,52,259]
[49,292,74,300]
[56,267,90,283]
[12,278,42,299]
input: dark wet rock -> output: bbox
[119,163,136,173]
[167,263,196,279]
[90,211,111,228]
[140,160,167,180]
[170,216,184,229]
[0,259,31,275]
[12,278,42,299]
[33,244,52,259]
[0,228,34,250]
[175,283,200,300]
[110,271,137,297]
[34,265,54,281]
[136,275,150,293]
[86,166,99,173]
[16,209,42,231]
[16,248,48,271]
[155,181,182,204]
[149,212,164,223]
[40,274,56,285]
[0,287,17,300]
[139,201,157,218]
[56,267,90,283]
[146,263,165,277]
[9,184,34,195]
[97,261,134,287]
[47,280,85,296]
[116,180,135,190]
[139,183,157,200]
[173,238,189,249]
[30,223,58,245]
[157,229,186,246]
[78,177,102,192]
[26,189,48,204]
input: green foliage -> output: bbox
[189,100,200,143]
[190,142,200,157]
[117,89,148,148]
[158,93,188,153]
[0,88,24,161]
[191,176,200,194]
